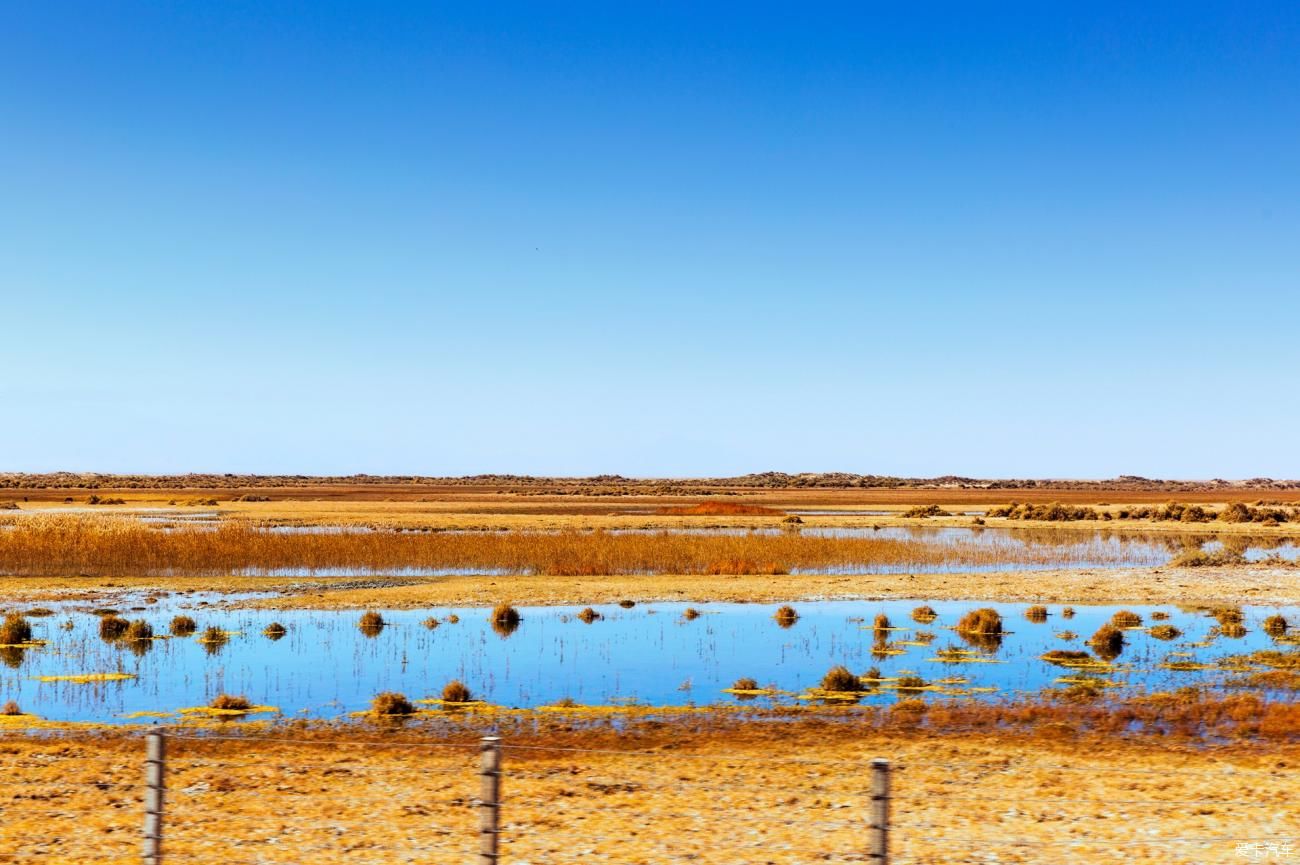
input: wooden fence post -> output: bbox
[143,729,165,865]
[478,735,502,864]
[869,758,890,864]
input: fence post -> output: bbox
[869,758,890,864]
[478,735,502,864]
[143,728,165,865]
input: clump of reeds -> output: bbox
[1111,610,1143,628]
[773,605,798,626]
[1024,605,1048,622]
[1170,548,1246,568]
[99,615,130,640]
[577,607,601,623]
[895,675,927,691]
[199,625,228,644]
[24,607,54,617]
[124,619,153,641]
[263,622,287,639]
[358,611,385,636]
[210,694,252,711]
[1151,611,1170,620]
[441,680,472,703]
[911,605,938,624]
[902,504,950,518]
[169,615,197,636]
[1211,607,1245,626]
[731,677,759,690]
[1088,624,1125,660]
[1149,625,1182,640]
[820,665,861,692]
[682,607,701,621]
[371,692,415,716]
[1061,607,1075,619]
[1041,649,1092,665]
[1,700,22,716]
[491,603,520,627]
[421,617,439,629]
[618,600,636,609]
[781,515,803,525]
[872,613,891,632]
[446,614,460,623]
[0,614,33,645]
[956,607,1002,635]
[1263,615,1289,637]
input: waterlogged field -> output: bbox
[1,597,1295,724]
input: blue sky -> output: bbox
[2,3,1298,478]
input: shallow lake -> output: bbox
[1,597,1295,724]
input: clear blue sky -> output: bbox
[2,3,1298,478]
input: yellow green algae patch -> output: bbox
[0,640,48,649]
[720,687,783,697]
[33,672,137,683]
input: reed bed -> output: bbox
[0,515,1161,577]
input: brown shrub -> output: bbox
[99,615,130,640]
[911,605,938,624]
[0,614,33,645]
[169,615,197,636]
[682,607,701,621]
[774,605,798,626]
[731,677,759,691]
[956,607,1002,635]
[820,665,861,692]
[873,613,891,632]
[1024,605,1048,622]
[577,607,601,623]
[441,680,472,703]
[358,611,385,636]
[210,694,252,711]
[372,692,415,715]
[1089,624,1125,660]
[124,619,153,641]
[1111,610,1143,628]
[1263,615,1289,637]
[263,622,287,639]
[1,700,22,716]
[1149,625,1182,640]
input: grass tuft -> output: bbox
[371,691,415,716]
[441,680,472,703]
[169,615,197,636]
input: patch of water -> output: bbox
[1,598,1294,724]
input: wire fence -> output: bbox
[0,729,1295,864]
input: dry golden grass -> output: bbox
[0,703,1296,864]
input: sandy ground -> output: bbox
[1,717,1295,865]
[1,563,1297,610]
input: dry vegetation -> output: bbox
[0,516,1174,578]
[0,701,1297,864]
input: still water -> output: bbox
[2,597,1294,723]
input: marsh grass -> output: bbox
[169,615,197,636]
[872,613,891,632]
[577,607,601,623]
[372,692,415,716]
[0,515,1158,576]
[99,615,130,641]
[358,611,385,636]
[774,605,798,626]
[1263,615,1289,637]
[1,700,21,716]
[124,619,153,641]
[263,622,287,639]
[210,694,252,711]
[820,665,861,692]
[1089,624,1126,661]
[1025,605,1048,622]
[0,614,33,645]
[441,680,472,703]
[731,677,759,690]
[1149,625,1182,640]
[911,605,938,624]
[1111,610,1143,628]
[682,607,701,621]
